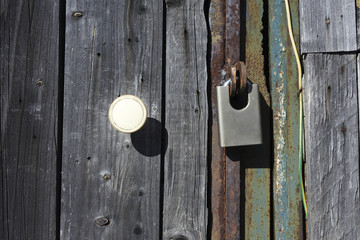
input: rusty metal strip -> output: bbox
[224,0,242,239]
[246,0,270,106]
[269,0,304,238]
[210,0,273,238]
[244,0,271,238]
[210,0,226,239]
[225,0,241,64]
[210,0,242,238]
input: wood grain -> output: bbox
[61,0,163,239]
[0,0,59,239]
[299,0,357,53]
[162,0,208,239]
[303,54,360,239]
[357,2,360,47]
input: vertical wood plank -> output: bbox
[163,0,208,239]
[357,1,360,46]
[0,0,59,239]
[61,0,163,239]
[303,54,360,239]
[299,0,357,53]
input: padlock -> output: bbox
[216,84,262,147]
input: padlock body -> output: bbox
[216,85,262,147]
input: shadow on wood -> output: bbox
[131,117,168,157]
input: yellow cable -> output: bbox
[284,0,308,218]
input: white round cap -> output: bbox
[109,95,147,133]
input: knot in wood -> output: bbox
[341,125,347,133]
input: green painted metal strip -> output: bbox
[269,0,304,239]
[244,0,271,239]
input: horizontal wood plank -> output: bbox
[303,54,360,239]
[299,0,357,53]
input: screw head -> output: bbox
[95,217,109,226]
[72,11,83,18]
[103,174,111,181]
[37,79,43,86]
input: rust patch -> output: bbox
[244,0,271,239]
[224,0,242,239]
[225,0,241,65]
[246,0,270,106]
[210,0,242,238]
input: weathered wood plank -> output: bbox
[0,0,59,239]
[299,0,357,53]
[357,1,360,46]
[162,0,208,239]
[61,0,163,239]
[303,54,360,239]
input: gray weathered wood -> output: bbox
[162,0,208,239]
[0,0,59,239]
[303,54,360,239]
[61,0,163,239]
[357,1,360,46]
[299,0,357,53]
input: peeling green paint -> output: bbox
[269,0,304,239]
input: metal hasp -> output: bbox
[216,84,262,147]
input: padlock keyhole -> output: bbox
[229,72,248,110]
[229,92,248,110]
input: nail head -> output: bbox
[72,11,83,18]
[95,217,109,226]
[103,174,111,181]
[37,79,43,86]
